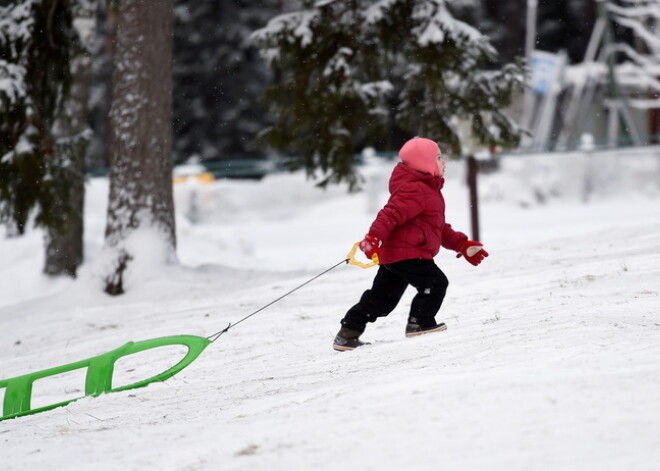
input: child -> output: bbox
[333,137,488,351]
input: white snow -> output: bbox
[414,1,485,48]
[0,61,27,107]
[1,150,660,470]
[252,10,319,51]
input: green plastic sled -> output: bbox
[0,335,211,422]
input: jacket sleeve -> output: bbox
[368,183,425,241]
[441,223,468,251]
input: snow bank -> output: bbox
[1,149,659,471]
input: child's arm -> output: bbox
[357,185,425,260]
[441,223,468,251]
[368,184,425,242]
[442,224,489,266]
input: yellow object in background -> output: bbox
[172,172,215,185]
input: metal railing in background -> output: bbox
[201,158,290,178]
[86,157,292,179]
[86,153,398,180]
[85,137,660,181]
[507,133,660,157]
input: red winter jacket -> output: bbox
[368,162,467,265]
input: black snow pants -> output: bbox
[340,258,449,333]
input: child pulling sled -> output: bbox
[333,137,488,351]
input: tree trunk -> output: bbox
[104,0,176,295]
[44,49,91,278]
[43,172,85,277]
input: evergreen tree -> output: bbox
[453,1,596,65]
[104,0,176,295]
[565,0,597,63]
[480,0,526,64]
[172,0,280,163]
[85,2,117,171]
[45,3,95,277]
[0,0,92,279]
[533,0,596,63]
[253,0,525,189]
[0,0,76,235]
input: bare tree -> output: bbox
[104,0,176,295]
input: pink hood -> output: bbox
[398,137,439,176]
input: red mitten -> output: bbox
[359,234,382,260]
[456,240,489,266]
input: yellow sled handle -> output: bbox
[346,242,379,268]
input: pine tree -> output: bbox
[44,3,94,277]
[253,0,525,189]
[103,0,176,295]
[0,0,89,277]
[479,0,526,64]
[0,0,74,234]
[172,0,280,163]
[565,0,597,63]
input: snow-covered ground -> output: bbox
[1,149,660,470]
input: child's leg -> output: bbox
[340,265,408,332]
[385,259,449,327]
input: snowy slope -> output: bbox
[1,151,660,470]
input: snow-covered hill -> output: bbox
[1,150,659,470]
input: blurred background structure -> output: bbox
[521,0,660,152]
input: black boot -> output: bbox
[405,322,447,338]
[333,327,368,351]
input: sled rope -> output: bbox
[0,244,377,422]
[206,258,349,342]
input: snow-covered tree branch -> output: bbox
[0,0,77,237]
[607,0,660,106]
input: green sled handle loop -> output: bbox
[0,334,211,422]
